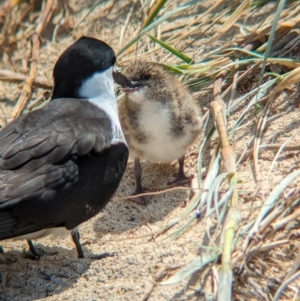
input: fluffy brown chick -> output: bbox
[118,61,202,203]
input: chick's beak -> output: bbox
[113,69,145,93]
[112,69,133,88]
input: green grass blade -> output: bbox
[141,0,169,29]
[226,78,277,115]
[229,78,278,136]
[117,0,202,56]
[198,152,221,210]
[244,169,300,249]
[147,34,193,63]
[161,253,220,285]
[158,63,186,74]
[166,215,197,241]
[255,0,286,101]
[206,172,231,218]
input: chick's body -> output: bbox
[118,61,202,202]
[119,61,202,162]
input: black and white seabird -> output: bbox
[0,37,129,258]
[118,61,202,203]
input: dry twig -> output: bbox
[211,74,239,301]
[0,69,51,89]
[11,0,57,119]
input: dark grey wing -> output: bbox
[0,99,112,170]
[0,160,79,237]
[0,99,116,238]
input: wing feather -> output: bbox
[0,98,113,206]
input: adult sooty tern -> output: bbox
[0,36,130,259]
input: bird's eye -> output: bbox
[142,74,151,80]
[111,57,116,65]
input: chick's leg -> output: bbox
[168,155,191,186]
[134,157,143,194]
[177,155,187,181]
[129,157,150,205]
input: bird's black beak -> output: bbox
[113,69,134,88]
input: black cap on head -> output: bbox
[52,36,116,99]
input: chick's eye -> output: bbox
[142,74,151,80]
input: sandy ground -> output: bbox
[0,1,300,300]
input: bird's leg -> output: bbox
[71,229,84,259]
[129,157,150,205]
[71,229,115,260]
[177,155,188,181]
[26,240,50,259]
[27,240,40,257]
[134,157,143,194]
[168,155,191,186]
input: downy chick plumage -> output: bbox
[119,61,202,201]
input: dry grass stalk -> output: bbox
[0,69,51,89]
[232,183,300,272]
[211,73,239,300]
[253,93,275,181]
[237,144,300,164]
[11,0,57,119]
[207,0,251,46]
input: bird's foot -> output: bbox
[167,156,193,187]
[71,230,115,259]
[25,240,57,260]
[25,247,56,260]
[167,174,193,187]
[128,190,151,205]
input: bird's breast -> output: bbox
[128,102,192,162]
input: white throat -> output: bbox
[79,67,115,100]
[78,67,126,145]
